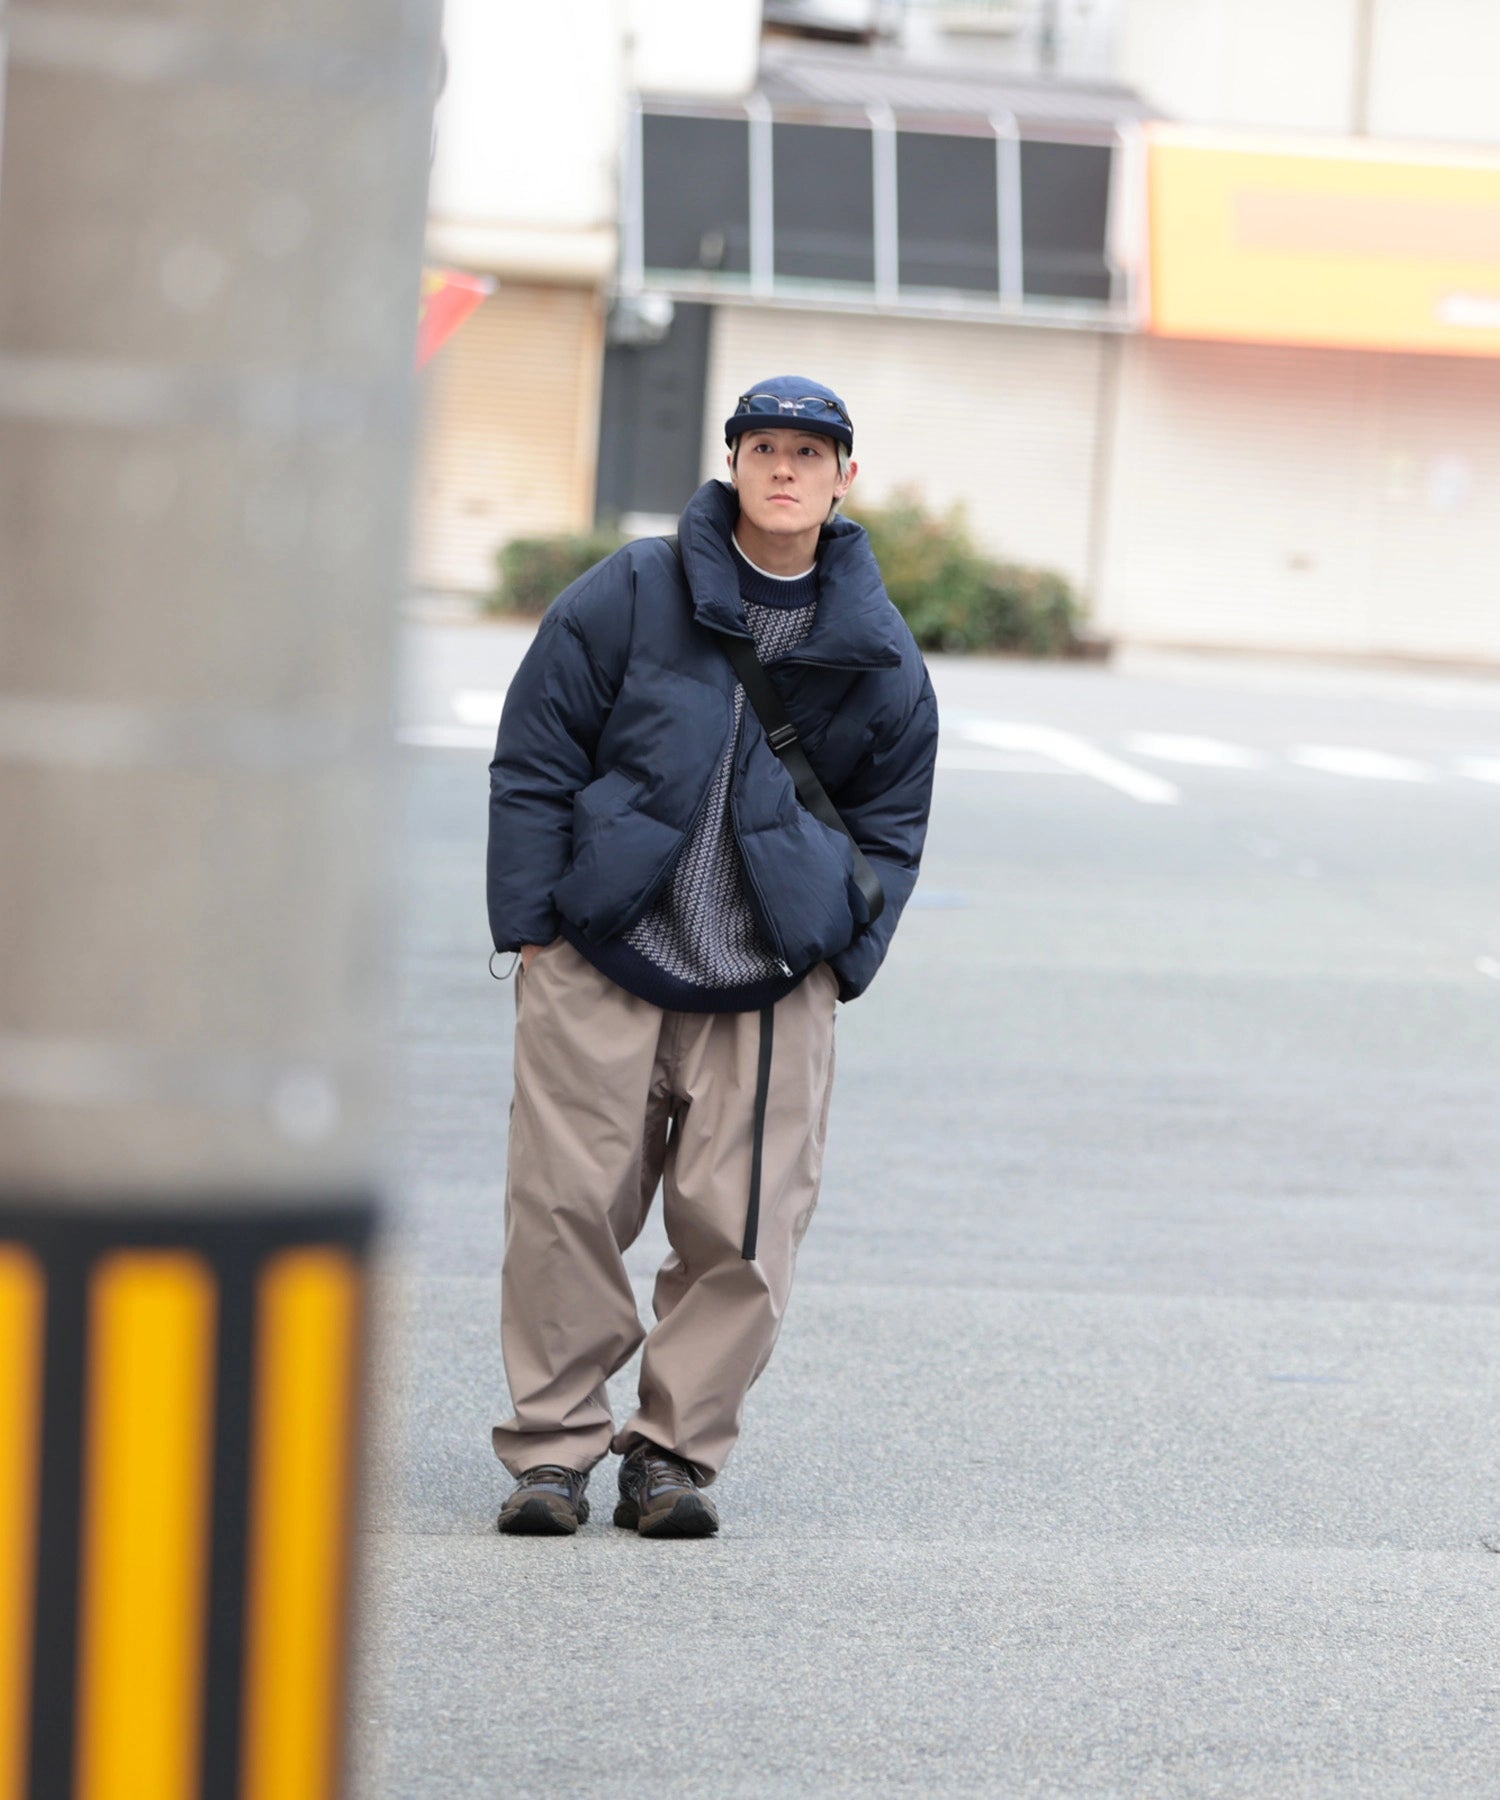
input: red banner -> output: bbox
[416,268,494,369]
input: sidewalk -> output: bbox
[1116,644,1500,712]
[401,593,1500,717]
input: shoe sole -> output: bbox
[497,1496,589,1536]
[613,1495,719,1538]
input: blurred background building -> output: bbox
[414,0,1500,664]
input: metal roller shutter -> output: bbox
[1365,352,1500,662]
[411,284,604,594]
[705,305,1106,590]
[1103,337,1373,651]
[1103,336,1500,661]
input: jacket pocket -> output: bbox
[741,801,860,972]
[551,769,682,944]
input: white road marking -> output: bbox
[452,688,507,727]
[960,721,1180,805]
[1288,745,1436,783]
[412,694,1488,815]
[1123,732,1267,769]
[406,727,1073,767]
[937,746,1065,775]
[1477,956,1500,980]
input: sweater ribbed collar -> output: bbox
[731,536,818,611]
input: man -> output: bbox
[487,375,937,1537]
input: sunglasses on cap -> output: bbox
[734,392,852,427]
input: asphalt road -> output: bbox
[353,621,1500,1799]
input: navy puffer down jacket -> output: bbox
[487,479,938,1001]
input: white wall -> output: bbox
[428,0,763,278]
[630,0,763,96]
[1118,0,1359,133]
[430,4,625,236]
[1119,0,1500,147]
[1368,0,1500,146]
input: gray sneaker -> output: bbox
[614,1444,719,1538]
[497,1465,590,1535]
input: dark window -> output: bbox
[1019,140,1114,301]
[896,131,1000,294]
[642,115,750,275]
[773,123,875,284]
[639,109,1120,310]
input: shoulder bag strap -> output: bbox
[666,536,885,925]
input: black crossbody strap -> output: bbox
[710,628,885,924]
[666,536,884,925]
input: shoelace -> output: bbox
[521,1464,578,1492]
[636,1450,694,1491]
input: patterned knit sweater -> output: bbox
[565,540,818,1013]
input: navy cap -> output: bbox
[723,374,853,449]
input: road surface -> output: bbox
[352,621,1500,1798]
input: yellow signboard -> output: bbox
[1148,124,1500,357]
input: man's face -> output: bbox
[729,428,853,539]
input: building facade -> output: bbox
[1104,0,1500,661]
[417,0,1500,664]
[413,1,762,591]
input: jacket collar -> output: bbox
[676,480,904,670]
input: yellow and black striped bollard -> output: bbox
[0,1199,375,1800]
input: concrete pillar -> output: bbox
[0,1,438,1196]
[0,5,441,1796]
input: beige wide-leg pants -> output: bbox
[492,938,838,1485]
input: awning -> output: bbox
[756,39,1153,134]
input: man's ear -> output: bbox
[837,458,859,498]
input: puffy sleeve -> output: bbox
[826,671,939,1000]
[486,565,627,952]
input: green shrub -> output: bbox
[487,495,1087,656]
[489,529,626,615]
[853,488,1085,656]
[981,562,1084,658]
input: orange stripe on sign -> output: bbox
[0,1248,45,1800]
[74,1252,218,1800]
[240,1249,363,1800]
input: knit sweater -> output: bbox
[566,539,818,1012]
